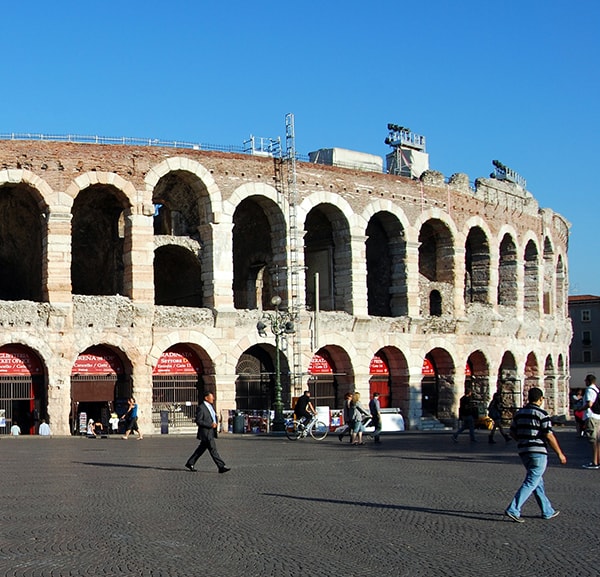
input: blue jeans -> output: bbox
[506,453,556,518]
[455,415,475,440]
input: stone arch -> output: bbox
[465,349,491,407]
[498,232,518,307]
[0,180,46,301]
[71,182,131,297]
[304,202,352,313]
[524,351,540,403]
[556,254,567,316]
[0,168,54,211]
[67,172,136,208]
[147,331,222,373]
[421,346,456,422]
[232,195,287,310]
[308,344,355,410]
[365,210,407,316]
[497,351,520,414]
[464,225,491,305]
[542,236,555,314]
[369,346,410,416]
[523,239,540,313]
[145,157,222,218]
[0,343,48,435]
[417,216,456,316]
[543,354,557,415]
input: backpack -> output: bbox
[590,385,600,415]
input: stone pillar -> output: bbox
[350,233,368,317]
[126,210,155,304]
[209,222,235,310]
[405,241,421,318]
[44,211,73,305]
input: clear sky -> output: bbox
[2,1,598,295]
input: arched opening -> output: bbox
[70,345,131,435]
[421,349,455,423]
[542,237,554,314]
[71,185,129,296]
[0,184,44,301]
[366,212,407,316]
[464,226,490,305]
[498,233,518,307]
[0,345,46,435]
[497,351,520,418]
[464,350,490,422]
[235,345,291,432]
[429,290,442,316]
[524,240,540,313]
[233,197,287,310]
[152,344,206,431]
[556,255,566,316]
[524,351,540,405]
[305,205,352,313]
[418,219,455,316]
[154,245,203,307]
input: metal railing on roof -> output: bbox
[0,132,247,154]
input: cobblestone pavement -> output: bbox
[0,427,596,577]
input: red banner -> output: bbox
[308,353,333,375]
[422,358,435,376]
[0,345,43,376]
[369,354,389,375]
[72,346,123,375]
[153,345,202,375]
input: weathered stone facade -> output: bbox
[0,139,571,434]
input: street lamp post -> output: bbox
[257,295,295,431]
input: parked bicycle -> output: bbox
[285,415,328,441]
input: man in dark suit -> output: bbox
[185,391,230,474]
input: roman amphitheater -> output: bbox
[0,125,571,435]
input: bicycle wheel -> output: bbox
[285,420,303,440]
[310,420,328,440]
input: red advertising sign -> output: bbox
[0,345,43,376]
[369,354,389,375]
[153,345,202,375]
[308,353,333,375]
[422,358,435,376]
[72,346,123,375]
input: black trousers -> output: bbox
[186,437,225,470]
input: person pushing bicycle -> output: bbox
[294,390,316,427]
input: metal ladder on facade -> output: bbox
[284,113,303,396]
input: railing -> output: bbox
[0,132,246,154]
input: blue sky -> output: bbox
[2,1,598,295]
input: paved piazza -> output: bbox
[0,428,596,577]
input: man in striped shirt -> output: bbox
[504,387,567,523]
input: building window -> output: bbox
[583,330,592,346]
[583,350,592,363]
[582,309,591,322]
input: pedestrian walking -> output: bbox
[369,391,383,443]
[581,374,600,468]
[350,392,369,446]
[488,389,511,444]
[338,391,353,442]
[452,389,478,443]
[185,391,230,474]
[121,397,143,440]
[504,387,566,523]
